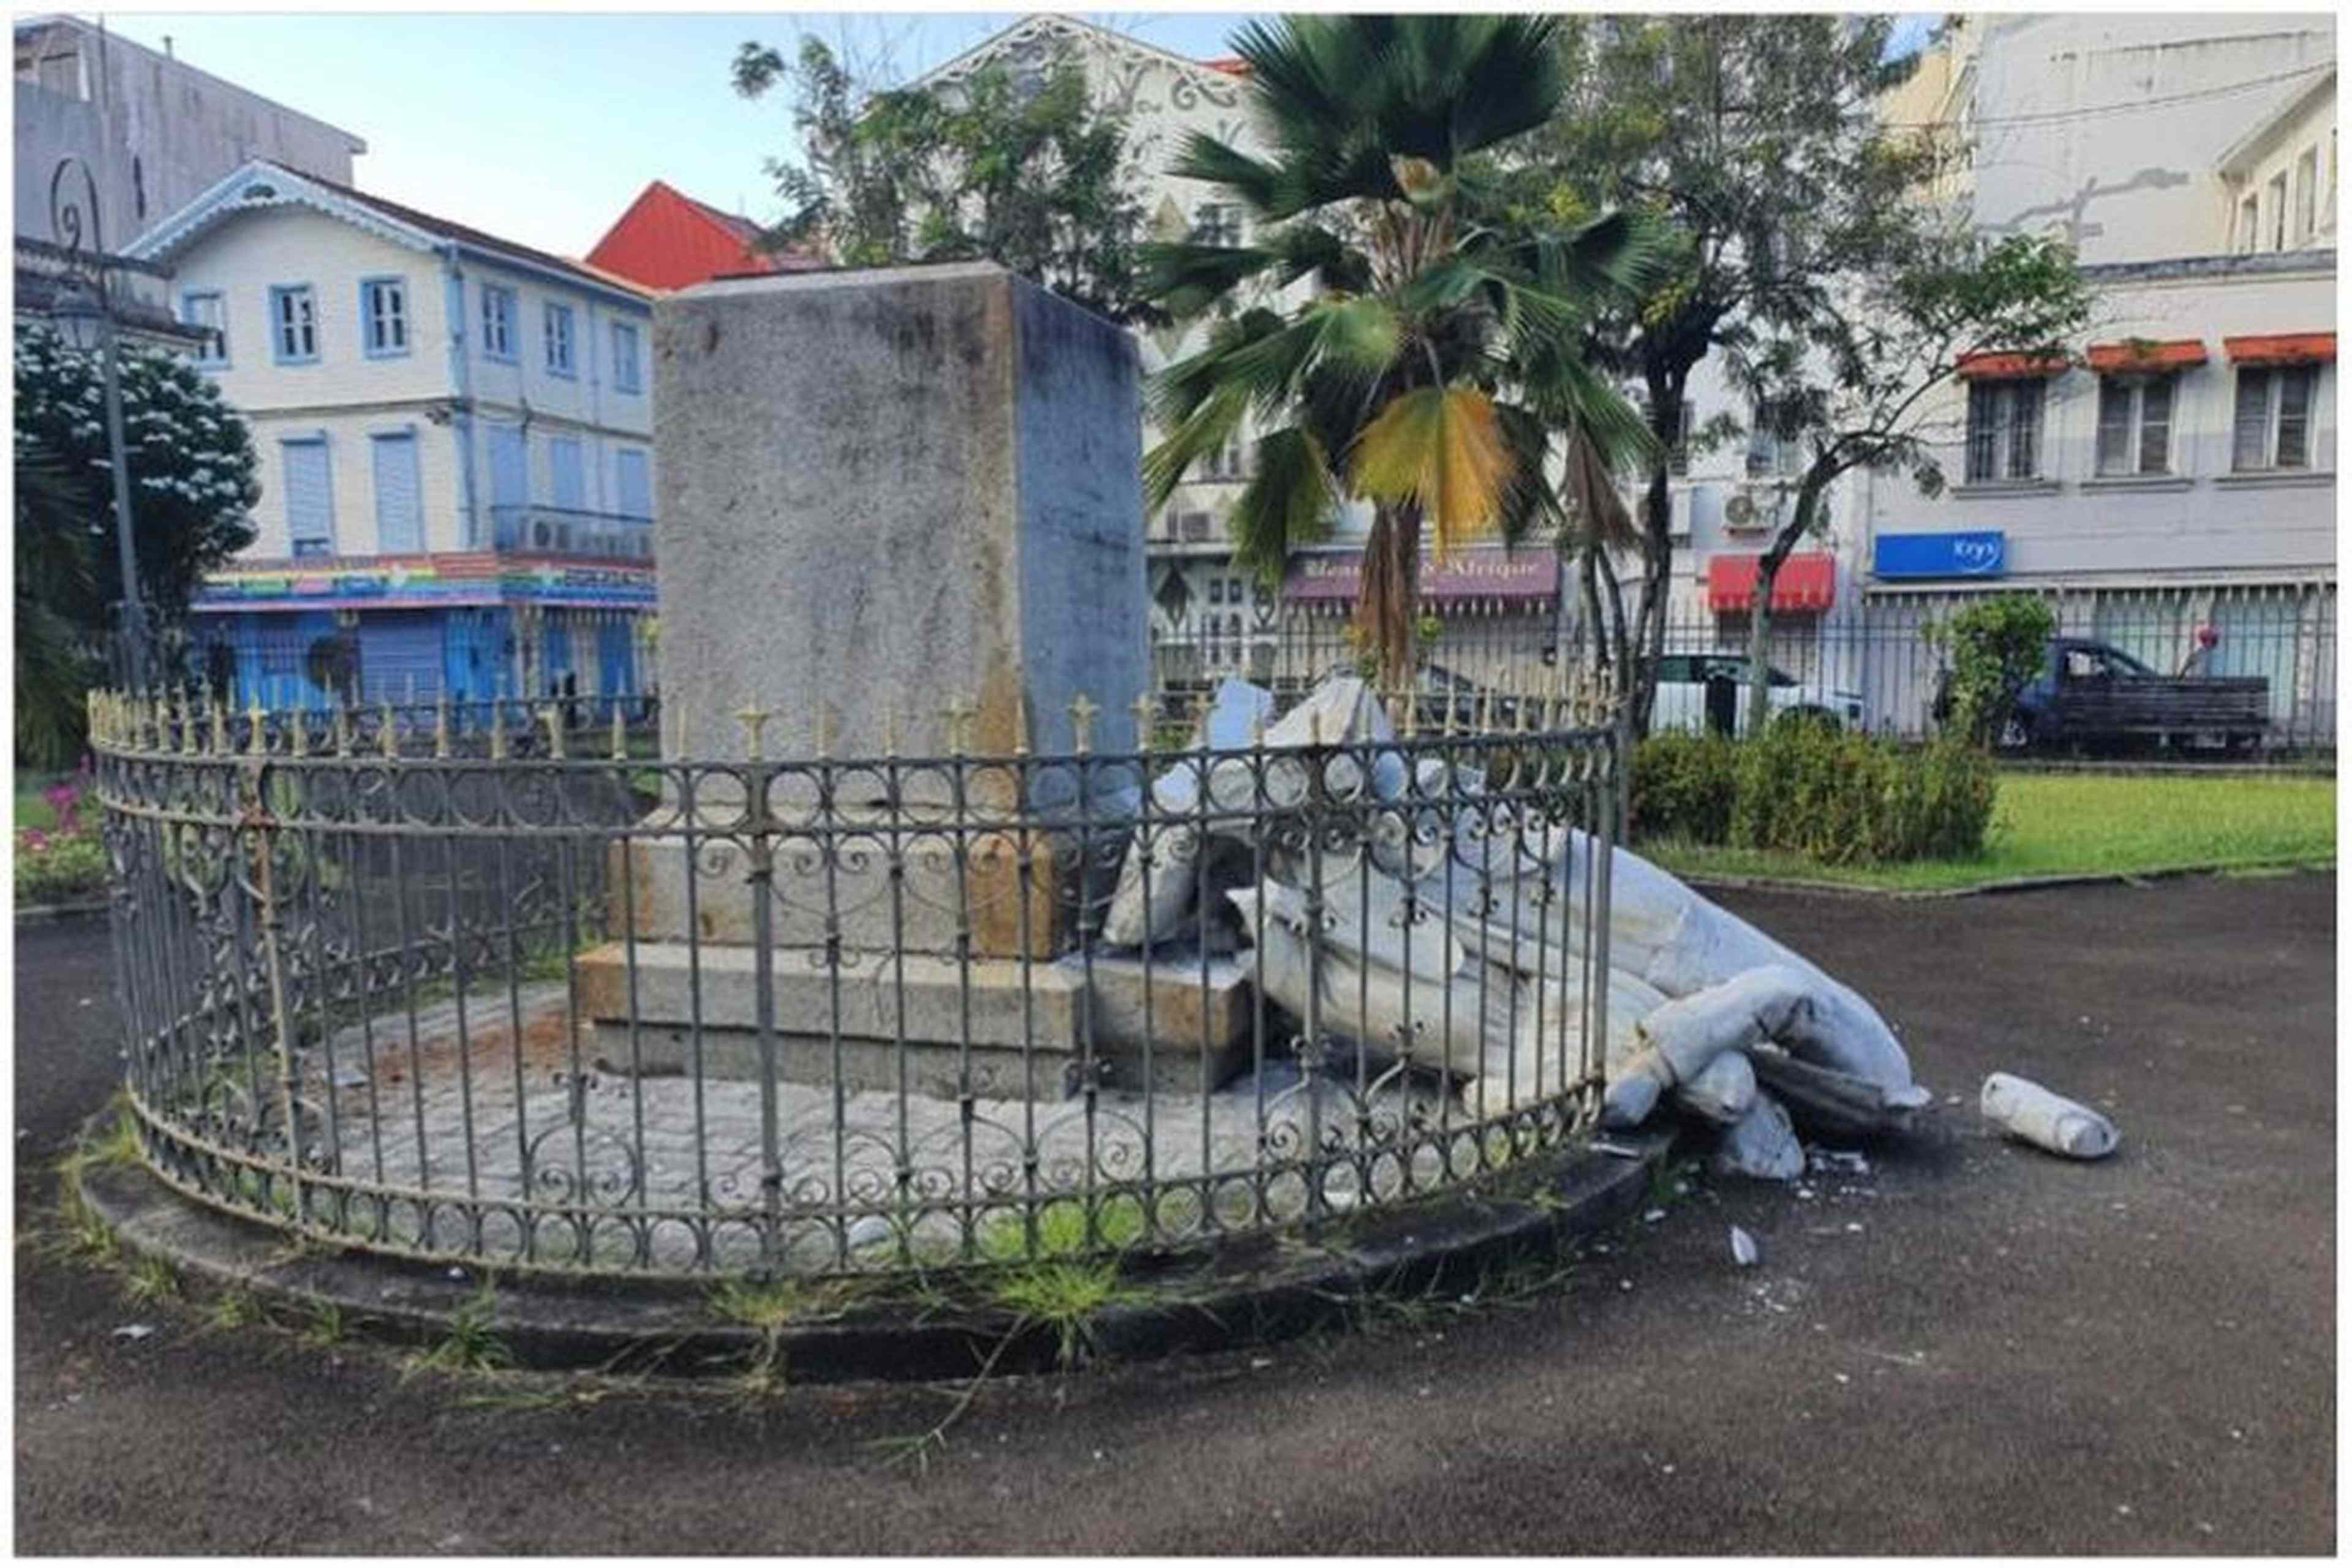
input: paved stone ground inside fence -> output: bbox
[270,980,1561,1273]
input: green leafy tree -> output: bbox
[1528,14,1949,733]
[1931,593,2059,747]
[13,325,258,759]
[14,435,102,766]
[733,35,1159,326]
[1728,233,2092,730]
[1139,15,1668,685]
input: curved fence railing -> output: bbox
[89,681,1623,1278]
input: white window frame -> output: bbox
[544,301,575,377]
[360,276,409,358]
[270,284,318,364]
[612,320,641,393]
[2231,364,2320,472]
[181,290,227,366]
[2267,172,2289,250]
[480,285,516,362]
[2237,194,2261,255]
[2094,374,2176,477]
[1964,378,2045,483]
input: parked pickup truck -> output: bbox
[1939,637,2269,755]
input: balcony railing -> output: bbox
[488,504,654,561]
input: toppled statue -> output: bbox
[1101,674,1931,1177]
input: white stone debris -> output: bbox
[1730,1224,1761,1267]
[1122,671,1937,1182]
[1980,1072,2120,1159]
[1101,676,1401,948]
[1713,1091,1805,1180]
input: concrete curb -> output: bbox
[75,1129,1674,1382]
[1677,858,2334,903]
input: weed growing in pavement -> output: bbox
[295,1298,347,1349]
[120,1252,179,1305]
[200,1287,263,1333]
[402,1280,510,1379]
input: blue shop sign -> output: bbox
[1874,530,2006,579]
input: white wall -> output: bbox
[168,200,655,559]
[455,252,653,529]
[1969,14,2335,264]
[1862,261,2335,586]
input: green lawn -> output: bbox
[1645,769,2337,892]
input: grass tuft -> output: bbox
[402,1281,511,1379]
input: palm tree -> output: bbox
[1140,15,1668,685]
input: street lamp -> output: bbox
[49,156,148,692]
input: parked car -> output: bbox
[1934,636,2268,755]
[1651,653,1864,736]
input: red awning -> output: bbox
[1283,546,1559,608]
[1706,552,1836,614]
[1954,350,2070,380]
[2085,339,2209,373]
[2223,332,2335,366]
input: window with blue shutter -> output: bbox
[182,291,227,365]
[549,437,585,511]
[281,437,334,557]
[480,285,516,361]
[361,277,409,358]
[612,321,641,393]
[372,431,424,553]
[270,285,318,364]
[614,449,650,519]
[545,303,575,377]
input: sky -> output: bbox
[102,12,1254,259]
[101,10,1939,262]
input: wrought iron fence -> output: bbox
[90,677,1624,1279]
[1149,582,2337,754]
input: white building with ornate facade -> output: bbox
[125,159,659,708]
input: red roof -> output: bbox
[585,181,821,293]
[1200,56,1251,77]
[1706,553,1837,614]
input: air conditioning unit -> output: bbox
[1178,511,1213,542]
[1722,482,1784,534]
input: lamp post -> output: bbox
[49,156,148,692]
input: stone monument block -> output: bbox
[650,260,1150,784]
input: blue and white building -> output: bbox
[125,158,659,708]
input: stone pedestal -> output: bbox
[649,260,1150,777]
[609,816,1065,961]
[578,942,1254,1098]
[584,262,1167,1091]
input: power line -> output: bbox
[1880,58,2332,132]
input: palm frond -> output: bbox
[1228,427,1340,581]
[1349,384,1511,558]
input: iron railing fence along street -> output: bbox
[1150,584,2335,753]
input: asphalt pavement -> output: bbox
[14,872,2336,1554]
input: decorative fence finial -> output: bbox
[737,704,773,762]
[541,704,566,761]
[1068,692,1098,755]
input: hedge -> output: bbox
[1632,725,1997,865]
